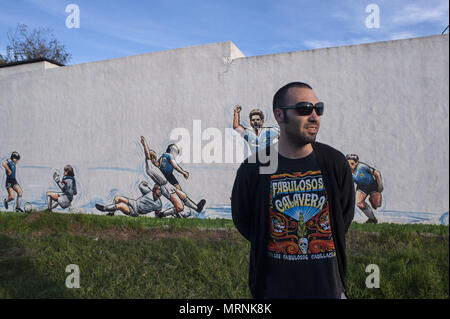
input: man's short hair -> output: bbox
[166,144,180,156]
[273,82,313,109]
[166,144,176,153]
[10,152,20,160]
[249,108,264,121]
[345,154,359,163]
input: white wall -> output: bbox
[0,36,448,224]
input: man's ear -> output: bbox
[273,108,283,123]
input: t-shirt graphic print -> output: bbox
[267,170,336,261]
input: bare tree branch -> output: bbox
[1,23,72,65]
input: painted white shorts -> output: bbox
[145,159,177,200]
[58,193,72,209]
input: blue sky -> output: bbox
[0,0,448,65]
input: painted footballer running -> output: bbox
[346,154,383,224]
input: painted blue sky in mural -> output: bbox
[0,0,448,64]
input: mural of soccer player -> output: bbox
[141,136,206,218]
[46,165,78,211]
[151,144,189,191]
[346,154,384,224]
[2,151,23,212]
[95,181,162,217]
[233,105,279,153]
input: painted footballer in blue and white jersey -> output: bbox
[3,152,23,212]
[352,162,376,187]
[157,144,189,188]
[233,106,280,155]
[346,154,384,224]
[6,159,16,179]
[242,126,279,153]
[158,153,175,176]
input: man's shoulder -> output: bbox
[238,145,276,170]
[359,162,374,171]
[240,153,261,169]
[162,152,173,159]
[312,142,346,162]
[242,127,253,134]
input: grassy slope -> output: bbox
[0,211,448,298]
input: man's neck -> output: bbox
[277,137,314,159]
[252,127,262,135]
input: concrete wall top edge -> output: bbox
[0,60,62,78]
[0,41,242,80]
[230,33,449,62]
[66,41,241,68]
[1,35,446,78]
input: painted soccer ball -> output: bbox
[24,202,32,213]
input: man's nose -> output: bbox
[308,109,320,121]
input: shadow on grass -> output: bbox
[0,234,76,298]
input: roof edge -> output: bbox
[0,58,64,68]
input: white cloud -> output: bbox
[388,32,417,40]
[28,0,196,50]
[270,43,295,51]
[28,0,64,17]
[303,37,374,50]
[392,2,449,26]
[0,12,22,28]
[303,40,336,49]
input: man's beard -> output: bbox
[283,114,318,146]
[286,130,317,147]
[284,123,318,147]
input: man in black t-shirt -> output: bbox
[264,153,343,298]
[231,82,355,299]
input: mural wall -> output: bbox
[0,35,448,224]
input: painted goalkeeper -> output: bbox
[46,165,77,211]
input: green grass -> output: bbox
[0,211,448,298]
[347,222,449,299]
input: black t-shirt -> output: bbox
[263,152,343,299]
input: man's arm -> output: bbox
[2,161,12,176]
[140,136,151,160]
[231,163,253,241]
[170,159,189,179]
[53,172,66,191]
[141,136,159,167]
[341,159,356,232]
[233,105,246,135]
[373,170,383,192]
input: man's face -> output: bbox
[169,145,180,159]
[347,159,358,172]
[153,185,162,199]
[12,158,19,164]
[276,87,321,147]
[250,115,263,130]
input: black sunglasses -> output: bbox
[278,102,324,116]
